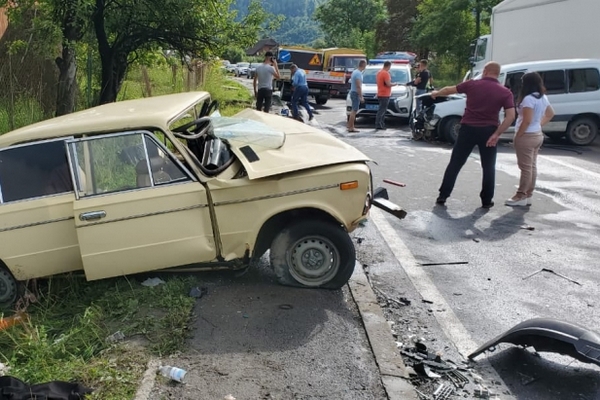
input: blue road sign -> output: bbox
[278,50,291,62]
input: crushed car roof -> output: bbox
[0,92,210,148]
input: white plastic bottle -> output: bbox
[157,365,187,383]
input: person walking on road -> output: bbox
[347,60,367,133]
[432,61,516,208]
[253,51,280,113]
[375,61,397,130]
[289,64,314,122]
[505,72,554,207]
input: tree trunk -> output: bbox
[55,45,78,116]
[98,51,128,104]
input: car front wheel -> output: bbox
[269,220,356,289]
[0,266,19,310]
[443,117,461,144]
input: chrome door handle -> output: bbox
[79,211,106,221]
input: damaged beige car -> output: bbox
[0,92,405,308]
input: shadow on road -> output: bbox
[486,347,600,400]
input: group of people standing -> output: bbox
[253,53,554,208]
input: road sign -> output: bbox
[309,54,322,66]
[278,50,291,62]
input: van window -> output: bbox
[0,140,71,203]
[568,68,600,93]
[538,70,566,95]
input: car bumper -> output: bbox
[346,96,412,118]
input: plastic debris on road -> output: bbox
[141,277,166,287]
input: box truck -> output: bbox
[467,0,600,80]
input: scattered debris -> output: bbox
[432,382,454,399]
[399,297,412,306]
[517,372,537,386]
[0,312,28,331]
[157,365,187,383]
[278,304,294,310]
[473,238,480,243]
[105,331,125,344]
[445,370,469,389]
[223,395,236,400]
[356,237,364,244]
[374,287,412,308]
[141,277,166,287]
[520,224,535,231]
[0,363,9,376]
[473,386,496,398]
[420,262,469,267]
[189,287,207,298]
[523,268,581,286]
[422,299,434,304]
[383,178,407,187]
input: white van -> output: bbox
[423,59,600,146]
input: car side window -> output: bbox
[0,139,71,204]
[538,70,566,95]
[67,132,191,198]
[568,68,600,93]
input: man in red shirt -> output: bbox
[431,62,516,208]
[375,61,397,130]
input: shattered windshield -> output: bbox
[210,117,285,149]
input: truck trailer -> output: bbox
[467,0,600,79]
[274,47,366,105]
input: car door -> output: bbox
[66,131,216,281]
[0,138,82,281]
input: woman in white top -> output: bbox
[505,72,555,207]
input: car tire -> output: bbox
[566,117,598,146]
[269,220,356,289]
[315,96,328,105]
[0,266,19,310]
[443,117,461,144]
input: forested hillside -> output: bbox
[232,0,325,45]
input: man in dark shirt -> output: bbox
[409,59,431,112]
[431,61,516,208]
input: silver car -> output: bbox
[346,65,413,119]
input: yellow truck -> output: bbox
[274,47,366,105]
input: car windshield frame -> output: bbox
[362,68,410,85]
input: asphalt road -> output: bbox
[315,97,600,400]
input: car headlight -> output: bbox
[429,114,441,125]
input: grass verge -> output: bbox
[0,275,199,399]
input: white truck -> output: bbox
[467,0,600,80]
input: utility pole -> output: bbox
[475,0,481,38]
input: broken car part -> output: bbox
[383,178,406,187]
[522,268,581,286]
[372,187,407,219]
[468,318,600,367]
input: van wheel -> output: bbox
[270,220,356,289]
[443,117,461,144]
[315,96,328,105]
[566,117,598,146]
[0,267,19,310]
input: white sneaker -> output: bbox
[505,197,528,206]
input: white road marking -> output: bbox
[369,208,515,398]
[539,154,600,180]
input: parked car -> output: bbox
[423,58,600,146]
[0,92,405,308]
[225,63,237,74]
[247,63,258,79]
[235,62,250,77]
[346,63,413,120]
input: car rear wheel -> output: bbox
[315,96,328,105]
[0,266,18,310]
[269,220,355,289]
[566,117,598,146]
[443,117,461,144]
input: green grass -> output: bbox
[0,275,198,399]
[0,97,46,135]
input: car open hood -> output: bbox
[222,109,370,180]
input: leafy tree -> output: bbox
[93,0,268,104]
[410,0,476,73]
[375,0,418,53]
[221,47,246,64]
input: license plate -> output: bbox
[365,104,379,110]
[309,88,321,94]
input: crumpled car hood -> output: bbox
[225,109,370,180]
